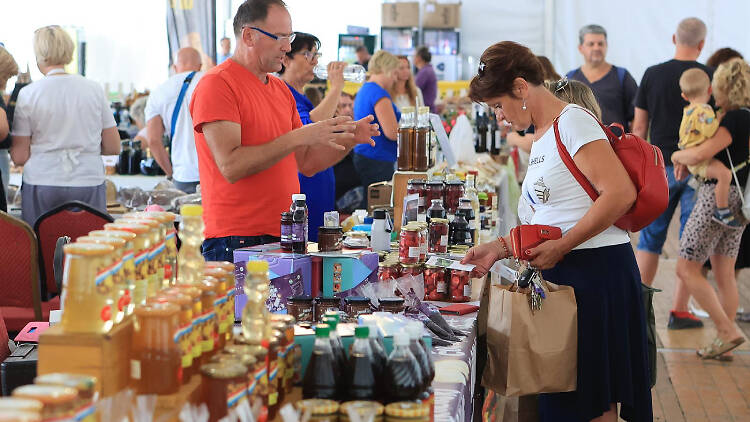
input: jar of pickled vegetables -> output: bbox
[449,269,471,302]
[398,226,421,265]
[428,218,449,253]
[423,265,447,301]
[131,302,182,394]
[61,243,116,333]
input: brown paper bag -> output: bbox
[482,281,578,396]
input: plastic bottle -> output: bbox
[302,324,339,400]
[465,173,481,244]
[290,194,309,252]
[362,319,387,361]
[313,63,366,83]
[407,322,434,388]
[347,326,378,400]
[384,332,423,403]
[370,209,392,252]
[241,260,270,344]
[397,107,416,171]
[177,205,205,286]
[324,317,348,369]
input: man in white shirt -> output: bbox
[145,47,203,193]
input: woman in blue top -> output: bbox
[353,50,401,208]
[280,32,348,241]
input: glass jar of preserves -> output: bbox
[287,296,313,323]
[407,179,427,214]
[34,373,97,422]
[449,269,471,303]
[345,296,372,318]
[414,222,428,262]
[201,362,248,422]
[12,385,77,421]
[88,229,137,317]
[318,227,343,252]
[428,218,449,253]
[314,297,340,323]
[296,399,340,422]
[340,401,385,422]
[397,106,416,171]
[378,297,405,314]
[132,302,182,394]
[425,181,444,209]
[385,402,430,422]
[61,243,116,334]
[210,353,256,410]
[280,212,293,251]
[426,198,446,224]
[104,222,152,308]
[263,334,282,420]
[398,226,421,265]
[378,260,401,282]
[75,235,129,325]
[231,339,269,413]
[423,265,447,301]
[444,180,465,215]
[400,263,423,279]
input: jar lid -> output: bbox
[379,297,405,305]
[64,242,114,256]
[211,353,257,368]
[223,344,254,356]
[119,217,160,230]
[142,211,177,223]
[427,180,444,186]
[424,264,443,270]
[402,226,420,232]
[446,180,464,185]
[153,291,192,307]
[203,267,228,280]
[281,212,293,220]
[133,301,179,317]
[339,401,384,416]
[76,236,126,250]
[0,398,43,413]
[12,385,78,404]
[204,261,235,272]
[319,226,343,234]
[172,285,201,299]
[407,179,426,185]
[88,229,137,242]
[373,209,387,219]
[344,296,371,304]
[231,341,268,359]
[385,402,430,417]
[314,297,340,304]
[34,373,97,394]
[400,263,422,269]
[180,204,203,217]
[288,295,313,303]
[104,222,150,235]
[478,192,489,200]
[200,362,247,379]
[246,260,269,273]
[430,218,449,224]
[345,231,368,238]
[297,399,340,415]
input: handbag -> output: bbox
[508,225,562,261]
[554,106,669,232]
[482,275,578,396]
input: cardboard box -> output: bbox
[422,0,461,28]
[233,249,312,319]
[368,181,392,213]
[314,251,379,297]
[381,2,420,28]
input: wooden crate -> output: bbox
[392,170,429,233]
[37,319,133,397]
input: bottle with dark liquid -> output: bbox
[129,140,143,175]
[347,326,378,400]
[397,106,416,171]
[324,317,348,370]
[302,324,339,399]
[490,112,500,156]
[384,332,423,403]
[414,106,430,171]
[117,140,131,175]
[280,212,293,251]
[363,319,387,372]
[427,199,447,224]
[407,322,434,389]
[291,208,306,254]
[475,110,487,153]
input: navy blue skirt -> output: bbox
[539,243,653,422]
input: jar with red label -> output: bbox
[398,226,421,265]
[423,265,447,301]
[407,179,427,214]
[378,260,401,282]
[425,180,444,208]
[428,218,449,253]
[444,181,465,215]
[449,269,471,302]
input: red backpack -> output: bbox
[553,107,669,232]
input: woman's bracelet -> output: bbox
[497,236,511,259]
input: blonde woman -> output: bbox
[352,50,401,206]
[0,46,19,211]
[671,57,750,360]
[393,55,423,110]
[10,26,120,225]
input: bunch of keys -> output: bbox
[517,267,546,312]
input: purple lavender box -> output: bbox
[233,247,312,320]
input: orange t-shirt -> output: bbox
[189,59,302,238]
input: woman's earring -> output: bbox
[522,99,527,110]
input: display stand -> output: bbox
[37,318,133,397]
[391,170,429,233]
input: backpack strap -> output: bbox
[615,66,626,87]
[565,69,578,80]
[170,71,197,140]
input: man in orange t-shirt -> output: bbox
[190,0,378,262]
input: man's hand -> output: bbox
[299,116,357,151]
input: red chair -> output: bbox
[33,201,114,299]
[0,309,9,363]
[0,212,59,332]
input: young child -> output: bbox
[677,68,737,226]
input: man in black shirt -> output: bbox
[633,17,712,330]
[567,24,638,129]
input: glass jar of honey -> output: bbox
[197,277,220,361]
[88,229,137,318]
[200,362,248,422]
[142,211,178,286]
[76,235,128,325]
[12,385,78,421]
[205,261,238,343]
[34,373,97,422]
[221,345,259,406]
[118,216,164,299]
[204,268,230,350]
[61,243,116,333]
[263,333,282,420]
[269,314,296,394]
[173,285,204,370]
[104,222,152,308]
[0,398,43,418]
[131,302,182,395]
[231,340,269,413]
[150,291,195,382]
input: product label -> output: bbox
[255,365,268,395]
[227,381,248,409]
[440,235,449,246]
[291,223,304,242]
[130,360,141,380]
[134,250,149,279]
[280,225,292,243]
[74,401,97,422]
[175,323,193,368]
[464,284,472,298]
[247,378,257,397]
[417,213,427,223]
[418,196,425,207]
[191,317,202,359]
[409,246,421,258]
[437,281,447,293]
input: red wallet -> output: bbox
[439,304,480,315]
[509,225,562,260]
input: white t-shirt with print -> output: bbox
[145,71,203,183]
[518,105,630,250]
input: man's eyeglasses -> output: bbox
[245,26,295,44]
[299,51,322,62]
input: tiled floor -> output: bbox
[636,212,750,421]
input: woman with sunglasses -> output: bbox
[279,32,347,241]
[461,41,652,422]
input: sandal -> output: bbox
[697,337,745,359]
[712,353,734,362]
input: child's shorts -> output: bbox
[688,160,710,178]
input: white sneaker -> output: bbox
[689,299,709,319]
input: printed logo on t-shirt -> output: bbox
[533,177,550,204]
[529,155,545,166]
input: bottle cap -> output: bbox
[315,324,330,338]
[246,260,269,273]
[292,194,306,202]
[355,326,369,339]
[180,204,203,217]
[373,209,387,220]
[393,332,409,347]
